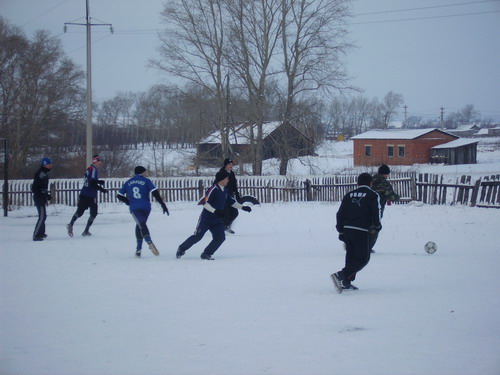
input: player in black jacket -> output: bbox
[331,173,381,293]
[218,158,240,234]
[32,158,53,241]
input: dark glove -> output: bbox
[97,180,105,185]
[214,209,225,218]
[161,203,170,216]
[369,225,382,235]
[338,233,345,242]
[46,194,52,201]
[242,206,251,213]
[117,194,130,205]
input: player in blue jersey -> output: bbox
[117,166,170,257]
[67,155,108,237]
[176,170,252,260]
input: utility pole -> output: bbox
[440,107,445,129]
[64,0,113,166]
[403,105,408,128]
[1,138,8,217]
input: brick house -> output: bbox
[351,129,458,166]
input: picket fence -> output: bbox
[2,172,499,210]
[415,173,500,208]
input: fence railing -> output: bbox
[415,173,500,208]
[2,172,499,209]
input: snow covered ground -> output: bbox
[1,200,500,375]
[1,136,500,375]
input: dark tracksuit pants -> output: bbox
[131,209,151,239]
[33,197,47,239]
[178,211,226,256]
[223,205,238,228]
[341,228,371,282]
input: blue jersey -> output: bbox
[118,174,157,212]
[80,164,100,198]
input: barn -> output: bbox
[197,121,315,166]
[351,128,459,166]
[430,138,479,164]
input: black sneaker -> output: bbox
[225,228,235,234]
[200,253,214,260]
[176,246,185,259]
[33,236,44,241]
[66,224,73,237]
[342,283,358,291]
[82,231,92,237]
[135,250,141,258]
[42,234,48,239]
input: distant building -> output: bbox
[351,128,459,166]
[197,121,315,166]
[446,124,480,138]
[488,127,500,136]
[430,138,479,164]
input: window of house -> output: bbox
[398,145,405,157]
[365,145,372,157]
[387,145,394,157]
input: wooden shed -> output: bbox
[352,129,458,166]
[430,138,478,164]
[197,121,315,165]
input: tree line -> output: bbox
[1,6,496,179]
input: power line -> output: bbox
[353,0,500,17]
[350,10,500,25]
[21,0,70,27]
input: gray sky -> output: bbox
[2,0,500,121]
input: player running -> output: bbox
[117,166,169,257]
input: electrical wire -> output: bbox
[351,10,500,25]
[353,0,500,17]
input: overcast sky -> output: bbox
[2,0,500,121]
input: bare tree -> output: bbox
[0,18,84,178]
[379,91,404,129]
[224,0,283,174]
[153,0,230,157]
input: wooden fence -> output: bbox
[415,173,500,208]
[2,172,499,209]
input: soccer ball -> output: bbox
[424,241,437,254]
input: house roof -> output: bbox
[199,121,282,144]
[432,139,479,149]
[351,128,457,140]
[453,124,480,131]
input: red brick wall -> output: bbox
[353,130,457,166]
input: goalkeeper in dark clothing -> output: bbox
[331,173,381,293]
[32,158,53,241]
[370,164,400,252]
[67,155,108,237]
[218,158,240,234]
[176,169,252,260]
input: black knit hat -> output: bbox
[357,172,373,186]
[134,166,146,175]
[378,164,391,175]
[223,158,233,167]
[215,169,229,182]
